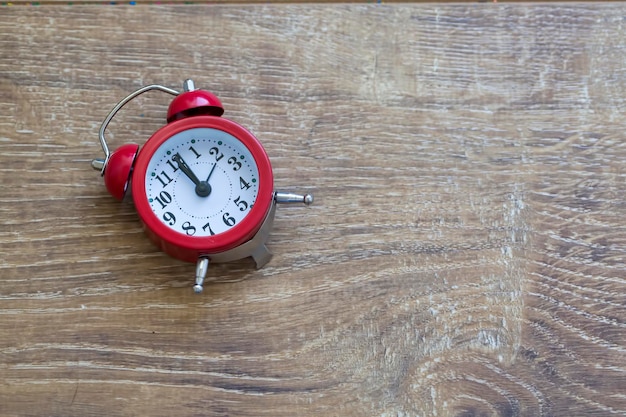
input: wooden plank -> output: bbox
[1,0,613,5]
[1,3,624,417]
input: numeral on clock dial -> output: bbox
[156,171,173,188]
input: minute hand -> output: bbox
[172,153,201,185]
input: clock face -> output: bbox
[132,116,273,260]
[144,127,260,238]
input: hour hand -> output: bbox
[205,163,217,183]
[172,153,201,185]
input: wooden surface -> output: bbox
[1,3,625,416]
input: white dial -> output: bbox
[144,127,259,237]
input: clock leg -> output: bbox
[251,244,273,269]
[194,257,210,293]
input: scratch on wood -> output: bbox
[70,382,79,406]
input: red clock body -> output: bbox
[130,116,274,263]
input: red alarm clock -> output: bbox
[91,80,313,292]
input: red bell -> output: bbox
[166,81,224,123]
[104,143,139,200]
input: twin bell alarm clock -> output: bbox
[91,80,313,293]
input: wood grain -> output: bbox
[1,4,624,417]
[3,1,595,5]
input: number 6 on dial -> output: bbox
[91,80,313,293]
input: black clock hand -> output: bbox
[172,153,200,185]
[172,153,211,197]
[205,163,217,183]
